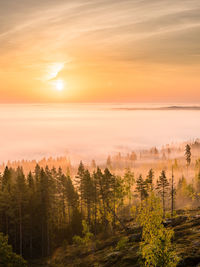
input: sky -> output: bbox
[0,0,200,103]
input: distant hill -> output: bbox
[113,106,200,111]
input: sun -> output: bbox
[55,79,64,91]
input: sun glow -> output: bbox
[55,79,64,91]
[45,62,65,81]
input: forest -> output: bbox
[0,142,200,266]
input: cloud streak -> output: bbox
[0,0,200,102]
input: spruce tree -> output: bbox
[2,166,12,192]
[123,168,135,206]
[75,161,85,214]
[185,144,191,166]
[14,167,28,256]
[170,166,176,217]
[27,171,35,258]
[92,168,102,235]
[146,168,154,192]
[82,170,94,225]
[136,175,147,203]
[156,170,169,218]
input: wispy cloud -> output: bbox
[0,0,200,102]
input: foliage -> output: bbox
[146,169,154,192]
[0,232,27,267]
[116,236,129,251]
[135,175,148,202]
[0,165,82,259]
[72,235,84,246]
[73,220,94,247]
[185,144,191,166]
[137,194,179,267]
[124,168,135,203]
[156,170,169,218]
[0,149,198,265]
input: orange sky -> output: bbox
[0,0,200,103]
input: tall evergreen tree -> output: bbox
[123,168,135,206]
[27,171,35,258]
[2,166,12,192]
[185,144,191,166]
[156,170,169,218]
[92,168,102,235]
[75,161,85,214]
[146,168,154,192]
[82,170,94,225]
[170,166,176,217]
[14,167,28,256]
[136,175,147,203]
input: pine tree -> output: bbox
[92,168,102,236]
[170,166,176,217]
[146,168,154,192]
[136,175,147,203]
[130,151,137,163]
[123,168,135,206]
[2,166,12,192]
[39,168,53,257]
[64,175,81,236]
[98,168,111,230]
[56,167,68,227]
[82,170,94,225]
[0,167,13,237]
[106,156,112,168]
[91,160,96,170]
[156,170,169,218]
[112,175,125,230]
[14,167,28,256]
[27,171,35,258]
[185,144,191,166]
[75,161,85,214]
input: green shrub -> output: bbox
[73,235,84,246]
[0,232,27,267]
[116,236,129,251]
[72,220,94,247]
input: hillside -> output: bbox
[47,209,200,267]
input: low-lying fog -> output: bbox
[0,103,200,163]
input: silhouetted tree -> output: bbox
[136,175,147,203]
[170,166,176,217]
[185,144,191,166]
[156,170,169,218]
[146,168,154,192]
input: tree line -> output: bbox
[0,144,200,262]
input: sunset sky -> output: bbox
[0,0,200,103]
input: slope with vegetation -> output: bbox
[0,144,200,266]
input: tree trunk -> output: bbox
[171,167,174,218]
[162,187,165,218]
[30,214,33,258]
[105,201,128,232]
[19,203,22,255]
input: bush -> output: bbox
[0,232,27,267]
[73,235,84,246]
[116,236,129,251]
[72,220,94,247]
